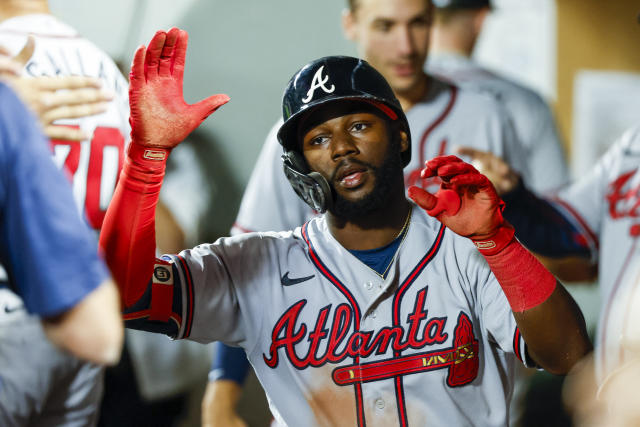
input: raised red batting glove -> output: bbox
[128,27,229,150]
[408,155,515,255]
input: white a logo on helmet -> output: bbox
[302,66,335,104]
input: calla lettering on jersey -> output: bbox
[607,170,640,219]
[263,288,449,370]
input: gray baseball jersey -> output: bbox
[427,52,569,193]
[551,126,640,382]
[168,205,531,426]
[232,75,530,235]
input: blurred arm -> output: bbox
[42,278,123,365]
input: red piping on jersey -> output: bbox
[176,255,195,339]
[301,222,366,427]
[550,197,600,251]
[122,310,181,329]
[599,238,638,371]
[513,328,522,363]
[418,85,458,166]
[392,223,446,427]
[231,222,254,234]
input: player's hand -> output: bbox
[455,146,520,196]
[11,76,113,141]
[408,155,506,240]
[201,380,248,427]
[129,28,229,149]
[0,45,22,77]
[1,37,112,141]
[0,36,34,78]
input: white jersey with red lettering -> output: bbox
[169,204,531,427]
[0,13,129,426]
[426,53,569,193]
[0,13,130,230]
[232,75,529,235]
[549,126,640,382]
[0,14,213,401]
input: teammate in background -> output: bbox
[0,2,197,425]
[427,0,570,192]
[102,29,590,426]
[458,130,640,422]
[0,81,123,424]
[205,0,540,422]
[0,3,126,424]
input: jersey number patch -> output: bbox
[50,126,125,230]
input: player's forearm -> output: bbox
[202,379,246,427]
[99,143,168,307]
[512,284,591,374]
[42,278,124,365]
[481,238,591,374]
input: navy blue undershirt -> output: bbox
[348,233,404,278]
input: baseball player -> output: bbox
[427,0,570,192]
[208,0,538,420]
[0,82,123,425]
[101,28,590,427]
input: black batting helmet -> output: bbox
[432,0,492,9]
[277,56,411,213]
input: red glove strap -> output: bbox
[482,239,557,312]
[471,223,515,256]
[127,142,171,170]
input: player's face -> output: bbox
[343,0,432,98]
[301,108,408,219]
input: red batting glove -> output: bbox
[408,155,515,255]
[128,27,229,151]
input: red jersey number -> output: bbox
[50,126,125,230]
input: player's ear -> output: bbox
[342,8,357,41]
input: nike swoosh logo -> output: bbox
[4,304,24,314]
[281,272,315,287]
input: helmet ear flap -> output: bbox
[282,150,310,174]
[281,151,333,213]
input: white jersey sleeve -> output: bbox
[550,132,632,262]
[231,120,316,235]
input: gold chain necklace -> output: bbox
[373,209,413,279]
